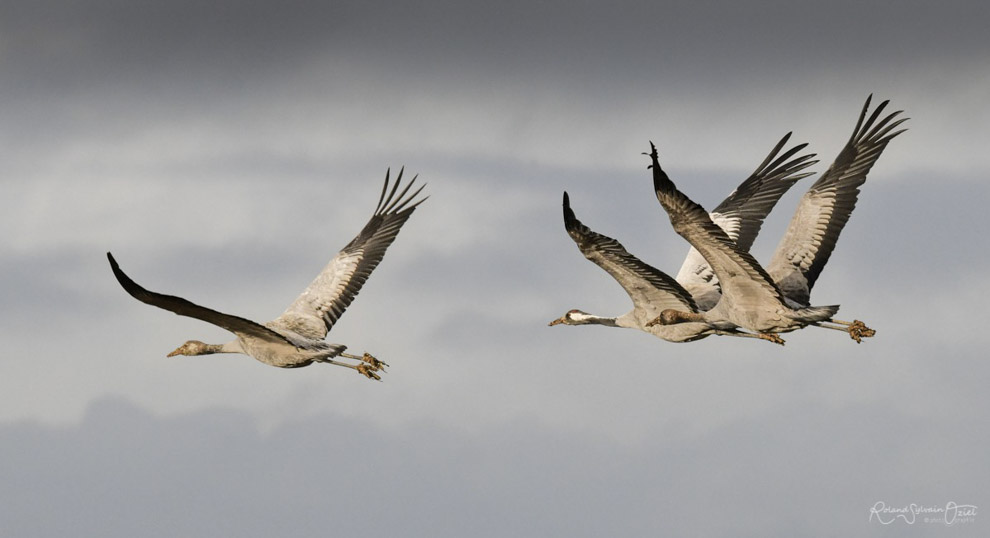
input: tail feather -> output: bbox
[789,305,840,323]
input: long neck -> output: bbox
[614,312,642,329]
[578,313,621,328]
[204,341,243,354]
[671,310,705,323]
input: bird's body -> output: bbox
[550,133,817,345]
[648,96,907,343]
[109,169,426,379]
[557,309,720,343]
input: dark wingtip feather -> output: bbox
[859,99,891,139]
[645,141,659,168]
[107,252,149,301]
[380,168,405,213]
[850,95,874,142]
[647,142,675,194]
[375,169,392,213]
[562,191,578,231]
[755,132,794,173]
[372,167,428,215]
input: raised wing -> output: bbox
[271,168,426,339]
[767,95,908,305]
[675,132,817,310]
[649,143,786,312]
[710,133,818,251]
[107,252,293,346]
[563,192,699,321]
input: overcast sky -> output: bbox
[2,1,988,536]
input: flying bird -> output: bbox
[646,96,907,343]
[549,133,817,344]
[108,169,426,380]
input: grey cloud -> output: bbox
[6,1,985,87]
[3,397,985,537]
[1,1,987,535]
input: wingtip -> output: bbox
[106,251,141,296]
[645,141,659,167]
[561,192,577,228]
[647,143,673,193]
[644,141,663,172]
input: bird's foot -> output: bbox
[759,333,786,346]
[356,363,383,381]
[361,353,389,372]
[848,320,876,343]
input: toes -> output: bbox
[356,364,382,381]
[362,353,389,370]
[848,320,876,343]
[758,333,785,346]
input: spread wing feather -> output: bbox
[271,169,426,339]
[675,132,817,309]
[767,95,908,305]
[563,192,699,320]
[107,252,293,346]
[649,143,787,311]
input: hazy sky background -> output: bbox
[2,1,988,536]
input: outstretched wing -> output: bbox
[767,95,908,305]
[563,192,699,320]
[710,132,819,252]
[649,143,786,313]
[675,132,817,310]
[107,252,292,346]
[271,169,427,339]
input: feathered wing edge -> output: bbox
[711,132,819,251]
[767,95,908,305]
[648,143,787,308]
[107,252,294,346]
[272,168,427,339]
[674,132,818,308]
[562,192,699,317]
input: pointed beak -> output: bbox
[548,317,565,327]
[166,347,183,357]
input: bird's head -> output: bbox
[167,340,211,357]
[648,309,690,327]
[548,309,593,326]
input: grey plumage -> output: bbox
[767,95,908,306]
[563,192,701,315]
[271,173,426,339]
[676,132,818,310]
[649,142,840,341]
[109,168,426,378]
[551,134,816,344]
[648,96,905,343]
